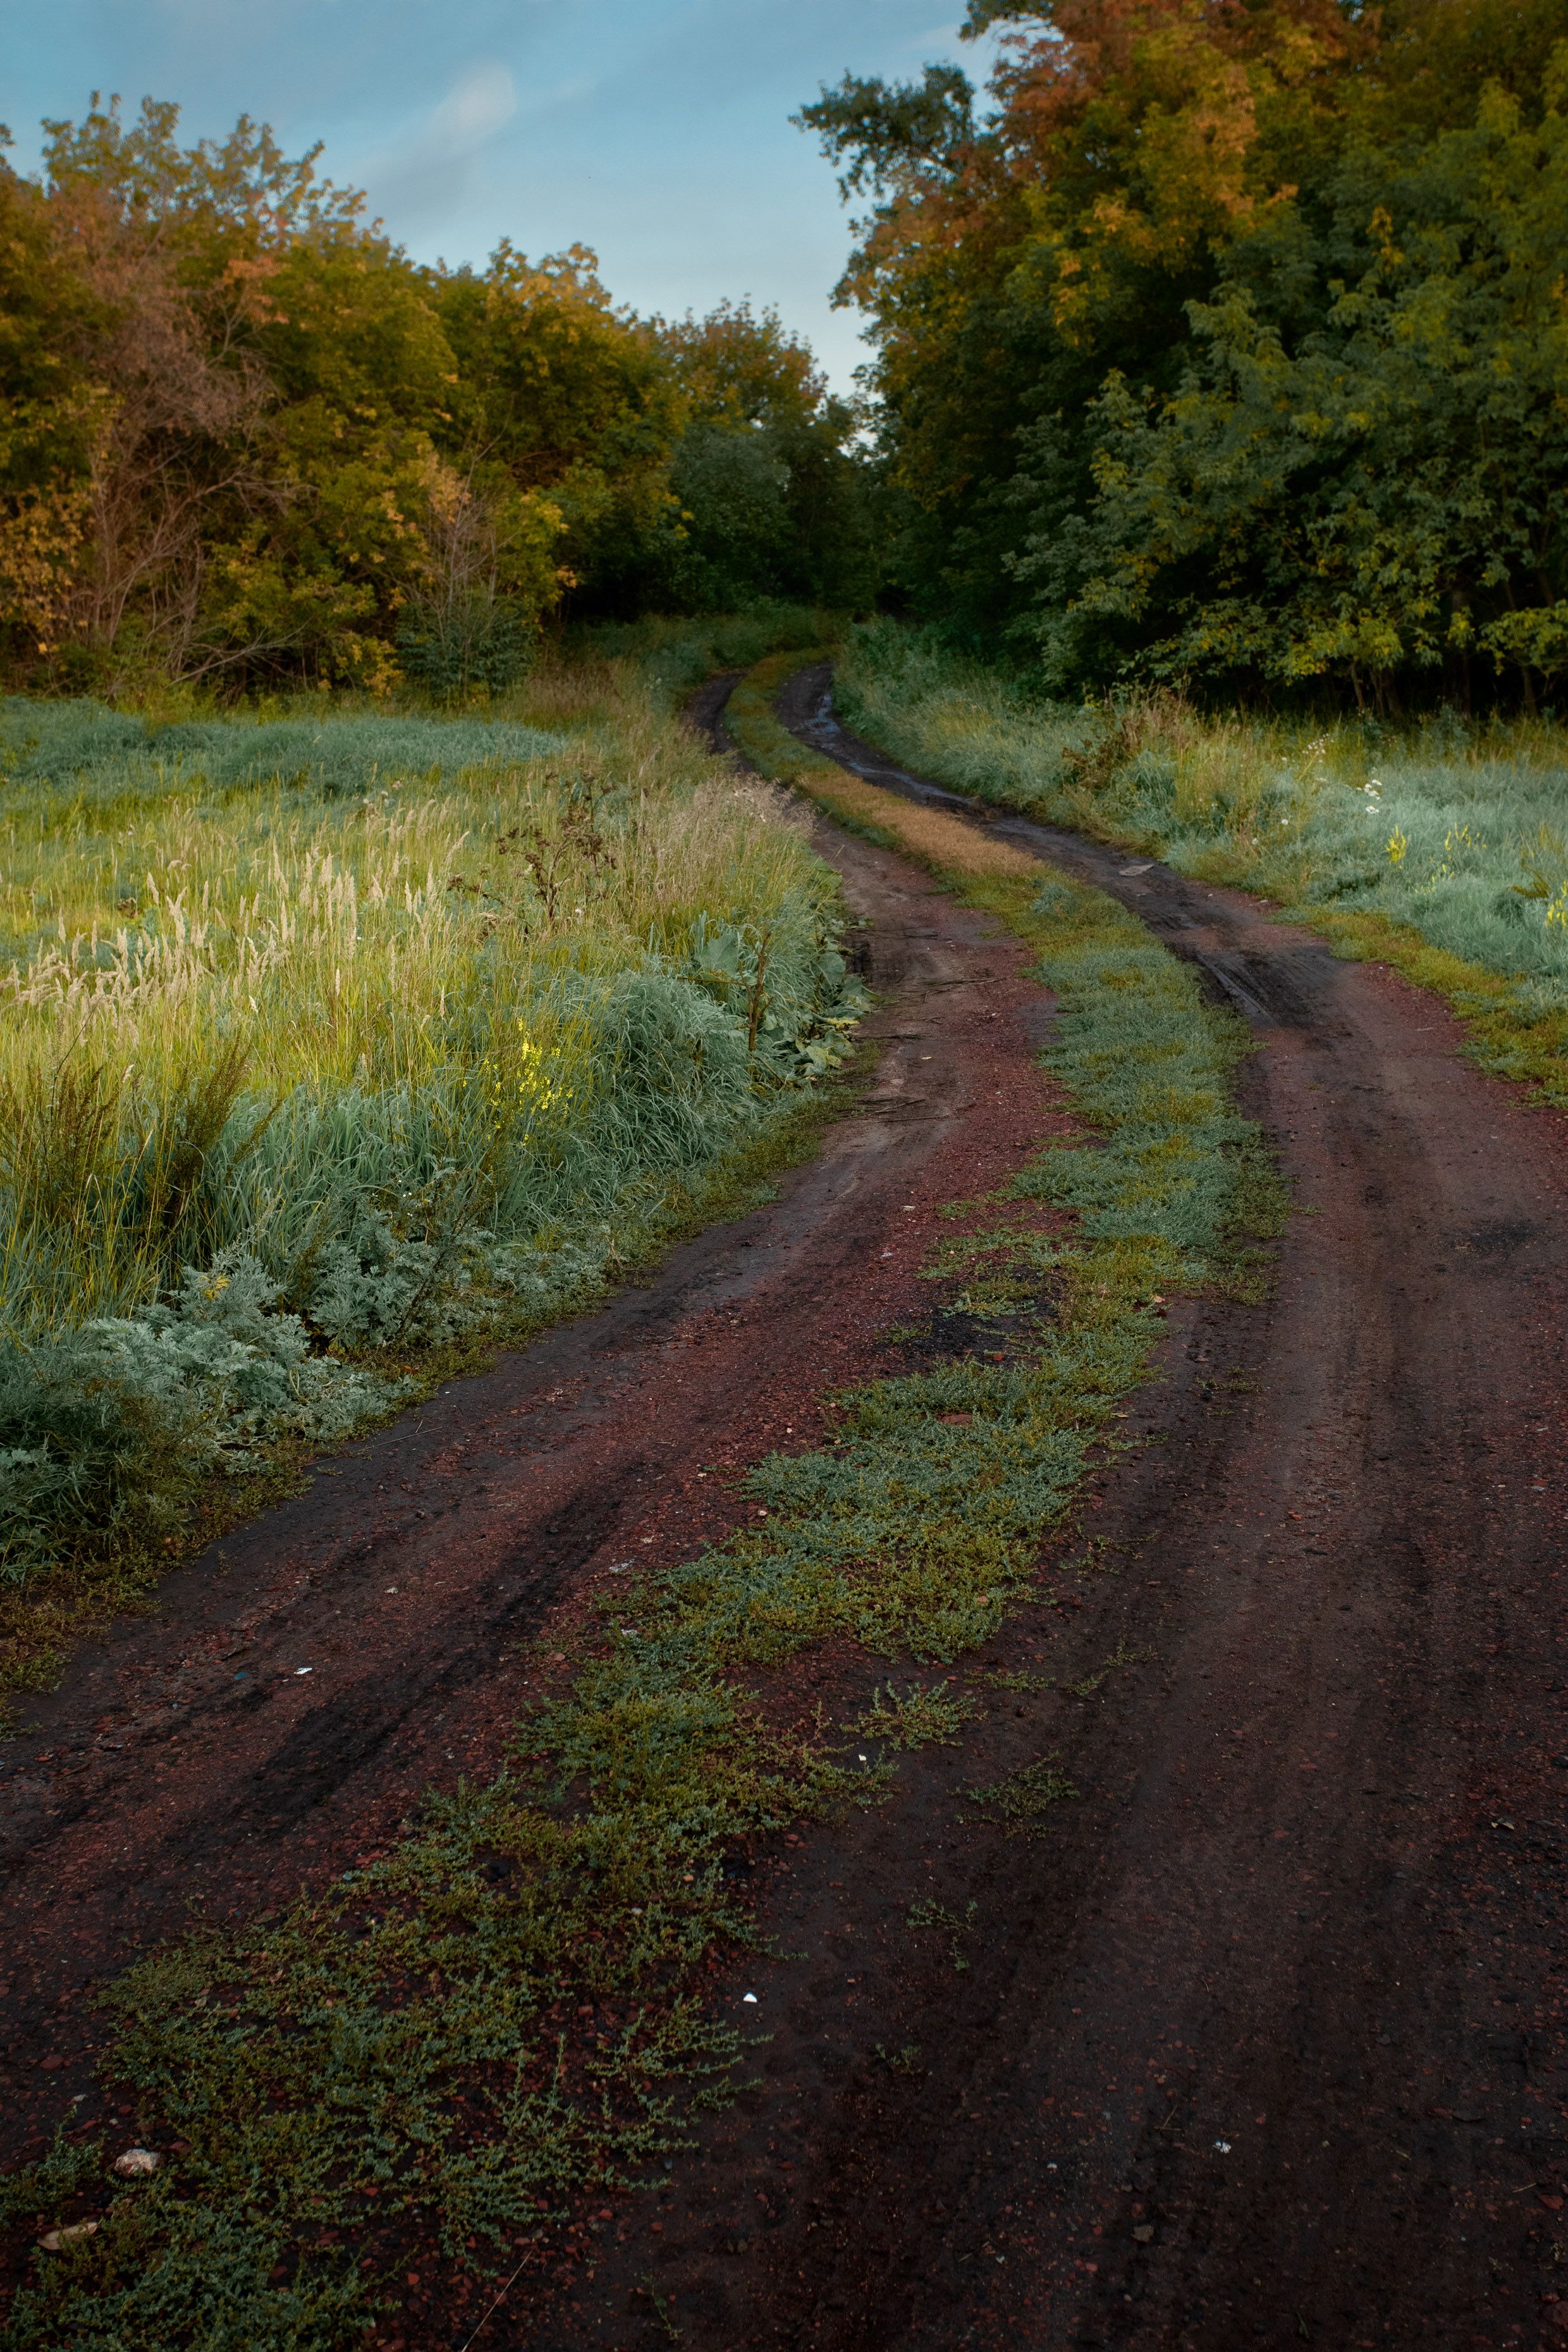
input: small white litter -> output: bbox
[39,2221,99,2251]
[742,1993,759,2004]
[113,2148,161,2179]
[295,1667,313,1676]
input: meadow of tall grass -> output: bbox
[837,620,1568,1085]
[0,650,866,1667]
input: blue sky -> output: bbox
[4,1,1000,391]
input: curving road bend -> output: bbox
[1,671,1567,2352]
[561,668,1568,2352]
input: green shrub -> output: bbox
[395,592,536,699]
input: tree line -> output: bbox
[800,0,1568,711]
[0,99,876,696]
[11,6,1568,716]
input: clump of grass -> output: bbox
[836,619,1568,1104]
[906,1897,979,1971]
[965,1756,1080,1836]
[853,1680,980,1750]
[873,2041,925,2076]
[0,655,1280,2349]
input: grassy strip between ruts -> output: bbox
[724,652,1042,879]
[0,656,1283,2352]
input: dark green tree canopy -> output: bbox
[801,0,1568,707]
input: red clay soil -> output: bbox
[6,671,1568,2352]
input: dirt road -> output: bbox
[554,671,1568,2351]
[4,670,1568,2350]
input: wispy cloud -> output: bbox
[360,60,520,239]
[429,61,518,145]
[13,0,983,388]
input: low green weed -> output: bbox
[873,2042,925,2076]
[965,1757,1081,1836]
[1058,1535,1125,1577]
[1064,1637,1154,1701]
[853,1681,980,1751]
[634,2277,685,2341]
[905,1898,979,1971]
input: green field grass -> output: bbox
[836,620,1568,1101]
[0,647,867,1684]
